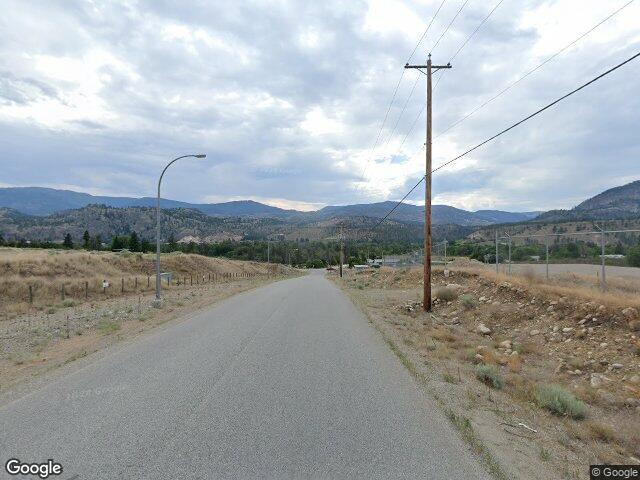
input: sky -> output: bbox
[1,0,639,213]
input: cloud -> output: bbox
[0,0,638,212]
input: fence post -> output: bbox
[147,276,150,288]
[507,235,512,275]
[29,285,33,305]
[85,281,89,299]
[190,274,193,286]
[600,229,606,290]
[135,277,138,290]
[545,236,549,280]
[66,315,70,339]
[495,231,499,274]
[61,284,66,300]
[121,278,124,293]
[444,241,447,268]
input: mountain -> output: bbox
[314,202,538,226]
[0,187,296,219]
[536,180,640,222]
[0,187,538,227]
[0,205,451,244]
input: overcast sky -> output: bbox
[1,0,638,212]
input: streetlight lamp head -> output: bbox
[195,154,206,158]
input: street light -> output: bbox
[155,154,206,302]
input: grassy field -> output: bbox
[0,247,297,394]
[0,247,283,316]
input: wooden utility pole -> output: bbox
[405,54,451,311]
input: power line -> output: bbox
[392,0,504,158]
[433,0,505,91]
[382,75,421,152]
[360,0,448,181]
[380,0,471,155]
[432,50,640,173]
[407,0,449,63]
[435,0,636,138]
[430,0,470,54]
[372,175,426,229]
[374,50,640,228]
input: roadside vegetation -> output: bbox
[334,263,640,478]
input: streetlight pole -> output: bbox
[156,154,206,302]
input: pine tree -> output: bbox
[168,233,177,252]
[129,231,140,252]
[63,233,74,249]
[92,235,103,250]
[140,239,152,253]
[82,230,91,249]
[110,235,124,251]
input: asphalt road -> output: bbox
[1,271,489,479]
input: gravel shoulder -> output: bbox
[332,266,640,480]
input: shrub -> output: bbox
[443,372,458,384]
[435,287,458,302]
[98,320,121,335]
[475,365,504,389]
[459,294,477,309]
[520,266,539,284]
[628,245,640,267]
[535,384,587,419]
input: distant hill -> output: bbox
[0,205,450,244]
[0,187,296,219]
[314,202,538,226]
[536,180,640,222]
[0,187,538,227]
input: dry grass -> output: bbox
[463,266,640,310]
[0,247,285,315]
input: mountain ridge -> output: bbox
[0,187,538,226]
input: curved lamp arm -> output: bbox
[155,154,206,300]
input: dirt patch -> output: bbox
[332,266,640,480]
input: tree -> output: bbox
[91,235,103,250]
[628,245,640,267]
[110,235,124,251]
[167,233,177,252]
[82,230,91,249]
[129,231,140,252]
[63,233,73,249]
[140,239,152,252]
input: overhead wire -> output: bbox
[434,0,636,138]
[372,50,640,229]
[390,0,504,160]
[359,0,448,181]
[379,0,472,159]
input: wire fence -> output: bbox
[0,268,280,318]
[0,268,285,338]
[493,227,640,289]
